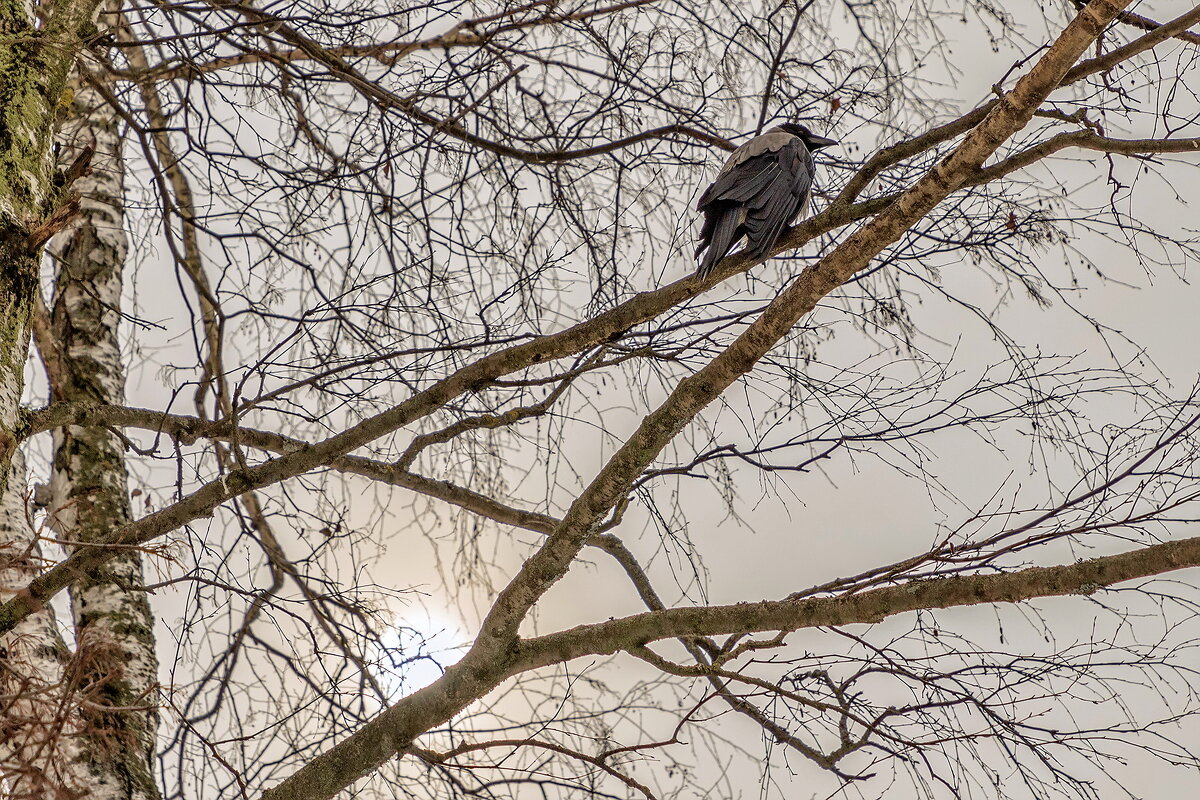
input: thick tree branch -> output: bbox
[973,131,1200,180]
[516,534,1200,670]
[475,0,1136,650]
[1071,0,1200,45]
[255,4,1136,799]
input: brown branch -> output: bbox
[835,3,1200,207]
[254,5,1136,800]
[28,291,66,399]
[517,534,1200,670]
[1071,0,1200,46]
[1064,4,1200,80]
[136,0,664,81]
[972,131,1200,181]
[112,26,227,416]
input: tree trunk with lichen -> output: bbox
[42,7,161,798]
[0,0,101,478]
[1,0,157,797]
[0,0,50,485]
[0,0,81,791]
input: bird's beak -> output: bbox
[806,136,838,150]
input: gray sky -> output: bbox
[21,2,1200,797]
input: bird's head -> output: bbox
[777,122,838,151]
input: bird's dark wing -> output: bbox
[697,154,784,209]
[695,137,814,278]
[741,140,813,260]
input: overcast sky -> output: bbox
[21,2,1200,797]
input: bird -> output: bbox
[694,122,836,279]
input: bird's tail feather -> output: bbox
[697,209,741,280]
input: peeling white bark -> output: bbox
[1,1,112,792]
[42,10,162,798]
[0,450,87,799]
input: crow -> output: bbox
[695,123,836,279]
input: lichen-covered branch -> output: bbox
[0,0,103,482]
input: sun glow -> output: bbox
[374,614,468,698]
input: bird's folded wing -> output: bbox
[698,156,781,209]
[741,143,814,256]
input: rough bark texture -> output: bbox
[45,14,162,797]
[1,0,150,797]
[0,0,102,478]
[0,0,43,486]
[516,531,1200,669]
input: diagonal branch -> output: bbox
[255,4,1137,800]
[1071,0,1200,45]
[472,0,1137,654]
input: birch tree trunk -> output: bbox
[0,449,86,798]
[44,7,161,797]
[0,0,101,474]
[1,0,158,796]
[0,0,96,786]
